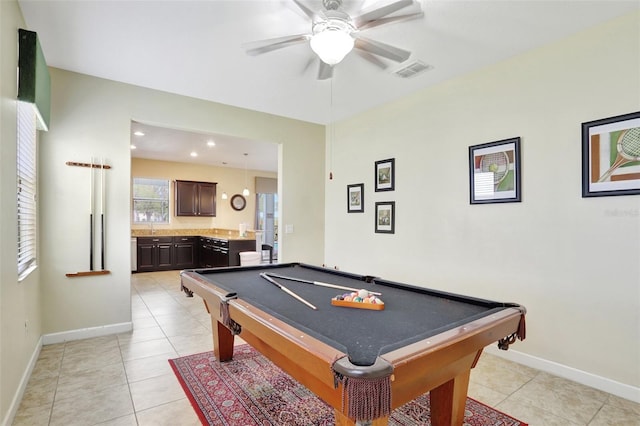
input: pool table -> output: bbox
[180,263,526,426]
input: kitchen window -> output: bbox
[132,177,170,223]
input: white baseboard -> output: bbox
[41,322,132,345]
[2,336,42,426]
[485,345,640,403]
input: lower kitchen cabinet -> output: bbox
[136,237,174,272]
[137,236,198,272]
[136,235,256,272]
[174,236,198,269]
[227,239,257,267]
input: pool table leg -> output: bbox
[202,300,236,362]
[429,368,471,426]
[212,318,235,362]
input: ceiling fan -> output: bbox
[243,0,424,80]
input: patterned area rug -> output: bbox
[169,345,527,426]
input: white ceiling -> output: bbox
[18,0,639,172]
[130,121,278,171]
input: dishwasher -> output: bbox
[131,238,137,272]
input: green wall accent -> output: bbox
[18,29,50,130]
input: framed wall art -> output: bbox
[375,201,395,234]
[347,183,364,213]
[581,111,640,197]
[469,137,521,204]
[375,158,395,192]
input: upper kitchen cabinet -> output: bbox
[175,180,217,216]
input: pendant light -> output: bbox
[242,153,250,196]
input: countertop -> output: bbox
[131,228,256,241]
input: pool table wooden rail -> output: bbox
[382,306,524,424]
[180,269,526,426]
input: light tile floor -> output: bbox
[12,270,640,425]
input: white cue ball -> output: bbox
[357,289,369,299]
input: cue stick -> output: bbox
[265,273,382,296]
[100,157,105,270]
[89,157,94,271]
[259,273,317,310]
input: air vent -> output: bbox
[394,61,432,78]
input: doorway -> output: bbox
[255,192,278,261]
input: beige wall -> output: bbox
[38,67,324,335]
[0,2,44,424]
[325,11,640,399]
[131,158,277,232]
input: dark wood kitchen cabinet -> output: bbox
[175,180,217,217]
[227,239,256,267]
[137,237,174,272]
[174,236,198,269]
[137,236,197,272]
[136,235,255,271]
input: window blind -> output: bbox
[17,101,37,278]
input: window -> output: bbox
[17,101,38,279]
[132,178,170,223]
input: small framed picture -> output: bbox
[347,183,364,213]
[375,201,395,234]
[469,137,521,204]
[375,158,395,192]
[581,111,640,197]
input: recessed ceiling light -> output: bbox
[207,140,215,147]
[133,131,145,136]
[190,151,198,157]
[130,144,137,150]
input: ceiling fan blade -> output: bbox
[318,61,333,80]
[357,11,424,31]
[352,0,414,27]
[354,36,411,63]
[353,50,389,70]
[291,0,317,20]
[243,34,310,56]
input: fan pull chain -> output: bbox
[329,77,334,180]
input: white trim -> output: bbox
[2,337,42,426]
[485,346,640,403]
[41,322,133,345]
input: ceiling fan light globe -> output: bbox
[310,29,354,65]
